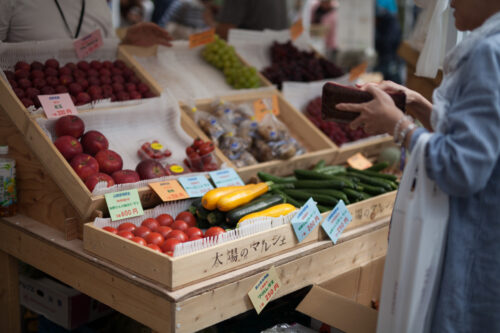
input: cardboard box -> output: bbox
[297,256,385,333]
[19,275,112,330]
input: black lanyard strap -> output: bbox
[54,0,86,39]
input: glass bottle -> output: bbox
[0,146,17,217]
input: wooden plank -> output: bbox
[0,251,21,333]
[334,136,395,165]
[0,219,174,333]
[174,225,389,332]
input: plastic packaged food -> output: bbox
[137,140,172,161]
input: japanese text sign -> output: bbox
[178,175,214,197]
[149,180,189,202]
[248,266,282,314]
[105,189,144,221]
[209,168,245,187]
[39,93,78,119]
[74,29,103,59]
[291,197,322,243]
[322,200,352,244]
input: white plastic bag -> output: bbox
[377,133,449,333]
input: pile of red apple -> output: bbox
[102,211,225,256]
[4,59,156,109]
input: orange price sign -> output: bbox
[149,180,190,202]
[290,18,304,41]
[349,61,368,82]
[347,152,373,170]
[189,28,215,48]
[253,95,280,122]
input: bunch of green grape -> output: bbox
[202,36,261,89]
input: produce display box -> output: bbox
[179,90,338,182]
[83,191,395,291]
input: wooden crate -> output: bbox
[180,90,338,182]
[83,191,395,290]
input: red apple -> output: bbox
[17,78,32,89]
[125,82,136,92]
[13,88,24,99]
[76,78,89,90]
[111,67,123,76]
[68,82,83,95]
[59,74,74,85]
[101,85,113,98]
[116,91,130,101]
[55,115,85,138]
[20,98,34,108]
[87,68,99,77]
[44,67,58,77]
[112,75,124,84]
[44,58,59,69]
[122,67,134,78]
[111,169,140,184]
[8,79,17,88]
[66,62,77,70]
[137,83,150,94]
[4,70,15,81]
[77,61,90,71]
[46,76,60,87]
[15,61,30,71]
[143,91,156,98]
[54,135,82,160]
[90,60,102,70]
[102,61,113,69]
[85,172,115,191]
[111,82,124,92]
[88,85,102,96]
[32,61,44,70]
[73,69,86,78]
[81,130,108,155]
[88,76,100,86]
[30,70,45,80]
[59,67,72,76]
[129,91,142,100]
[128,75,140,84]
[100,76,112,85]
[55,85,68,93]
[40,86,55,95]
[95,149,123,175]
[76,92,91,105]
[135,159,166,180]
[99,68,111,76]
[32,78,46,89]
[114,60,126,69]
[89,92,103,101]
[70,153,99,180]
[24,87,40,100]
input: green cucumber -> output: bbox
[293,179,353,190]
[367,162,389,172]
[359,183,387,195]
[225,194,285,226]
[272,189,303,208]
[359,192,372,200]
[315,165,346,175]
[342,188,365,202]
[317,204,330,213]
[347,167,398,181]
[313,160,326,171]
[302,189,350,204]
[345,172,393,191]
[257,172,297,184]
[283,189,339,206]
[269,183,295,191]
[207,211,226,226]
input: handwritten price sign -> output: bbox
[105,189,144,221]
[248,266,282,314]
[347,152,373,170]
[322,200,352,244]
[178,175,214,197]
[189,28,215,48]
[74,29,103,59]
[291,197,322,243]
[38,93,78,119]
[209,168,244,187]
[149,180,190,202]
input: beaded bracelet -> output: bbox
[393,115,413,144]
[396,122,417,146]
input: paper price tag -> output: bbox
[105,189,144,221]
[322,200,352,244]
[178,175,214,197]
[248,266,282,314]
[254,95,280,122]
[189,28,215,48]
[291,197,322,243]
[209,168,244,187]
[38,93,78,119]
[74,29,103,59]
[349,61,367,82]
[290,18,304,41]
[347,152,373,170]
[149,180,190,202]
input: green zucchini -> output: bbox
[367,162,389,172]
[188,197,202,215]
[347,167,398,181]
[257,172,297,184]
[302,189,350,204]
[207,211,226,226]
[313,160,326,171]
[283,189,339,206]
[359,183,387,195]
[225,194,285,226]
[345,172,393,191]
[342,188,365,202]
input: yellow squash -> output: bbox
[217,182,270,212]
[202,185,249,210]
[237,203,297,224]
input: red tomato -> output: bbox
[147,243,162,252]
[164,251,174,257]
[198,142,214,155]
[171,220,189,231]
[186,146,195,155]
[154,226,172,239]
[156,214,174,227]
[117,222,136,232]
[144,232,164,245]
[133,226,151,238]
[189,235,203,241]
[192,138,204,149]
[166,230,188,242]
[175,211,197,228]
[205,226,225,238]
[131,236,147,246]
[117,230,134,240]
[161,238,181,253]
[186,227,203,239]
[141,218,159,230]
[102,226,117,234]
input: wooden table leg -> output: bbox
[0,250,21,333]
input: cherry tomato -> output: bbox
[141,218,159,230]
[166,230,188,242]
[102,226,118,234]
[171,220,189,232]
[154,226,172,239]
[175,211,197,228]
[161,238,181,253]
[133,226,151,238]
[193,138,204,149]
[205,226,225,238]
[117,230,134,240]
[156,214,174,227]
[117,222,136,233]
[203,162,218,171]
[131,236,147,246]
[189,235,203,241]
[186,227,203,239]
[186,146,195,155]
[198,142,214,156]
[147,243,162,252]
[144,232,164,245]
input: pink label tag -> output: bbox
[73,29,103,59]
[39,93,78,119]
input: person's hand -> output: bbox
[122,22,173,47]
[336,84,404,135]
